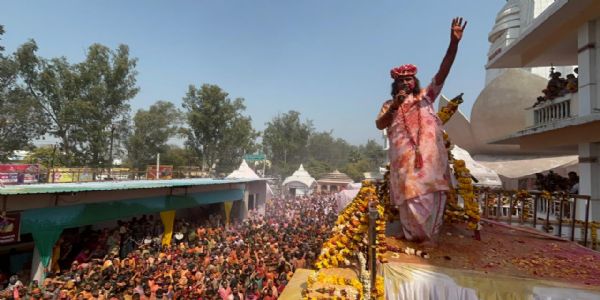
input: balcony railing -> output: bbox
[476,188,598,249]
[525,92,579,127]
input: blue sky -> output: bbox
[1,0,503,145]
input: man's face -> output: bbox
[397,76,416,91]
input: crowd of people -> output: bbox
[533,67,579,107]
[534,170,579,194]
[1,195,337,299]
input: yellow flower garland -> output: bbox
[304,270,363,300]
[515,190,531,223]
[437,94,480,232]
[316,181,386,270]
[452,159,480,230]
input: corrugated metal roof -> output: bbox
[0,178,265,195]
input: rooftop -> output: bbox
[487,0,600,68]
[0,178,264,195]
[317,170,353,184]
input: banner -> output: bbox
[0,164,39,185]
[224,201,233,225]
[0,212,21,244]
[160,210,176,246]
[49,168,94,183]
[146,165,173,180]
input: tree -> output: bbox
[305,158,333,181]
[182,84,258,174]
[25,144,64,168]
[0,25,47,161]
[359,139,385,170]
[341,158,372,182]
[16,41,138,167]
[262,111,313,177]
[126,101,181,170]
[160,145,199,168]
[307,131,354,169]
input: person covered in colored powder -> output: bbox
[376,17,467,243]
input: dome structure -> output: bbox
[441,69,548,155]
[433,0,581,190]
[470,69,549,154]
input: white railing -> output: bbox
[525,92,579,127]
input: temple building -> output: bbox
[440,0,581,190]
[282,164,316,197]
[316,170,353,193]
[485,0,600,219]
[226,160,272,211]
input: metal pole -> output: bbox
[508,194,513,225]
[533,194,538,228]
[558,194,564,238]
[545,195,552,232]
[484,191,489,219]
[584,197,591,247]
[50,144,58,183]
[496,193,502,220]
[368,203,379,291]
[109,125,115,180]
[156,153,160,180]
[571,196,577,241]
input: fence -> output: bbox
[44,167,210,183]
[526,93,578,127]
[476,188,597,248]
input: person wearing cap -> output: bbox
[376,17,467,243]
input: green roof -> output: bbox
[0,178,264,195]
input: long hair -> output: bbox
[390,77,421,98]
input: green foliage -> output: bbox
[182,84,258,175]
[304,158,333,181]
[160,145,200,168]
[127,101,182,169]
[359,139,385,169]
[306,131,354,169]
[341,158,373,182]
[341,140,385,182]
[25,145,65,168]
[16,41,138,167]
[262,111,313,177]
[263,111,386,181]
[0,26,47,161]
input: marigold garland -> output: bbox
[436,94,481,233]
[304,271,363,300]
[515,190,532,223]
[437,93,463,124]
[315,180,386,271]
[453,159,480,230]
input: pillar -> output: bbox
[577,19,600,116]
[30,245,45,282]
[241,190,249,220]
[578,142,600,221]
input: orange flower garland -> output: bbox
[315,181,386,270]
[437,94,480,231]
[516,190,532,223]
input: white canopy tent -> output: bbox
[451,146,503,187]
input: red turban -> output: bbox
[390,64,418,79]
